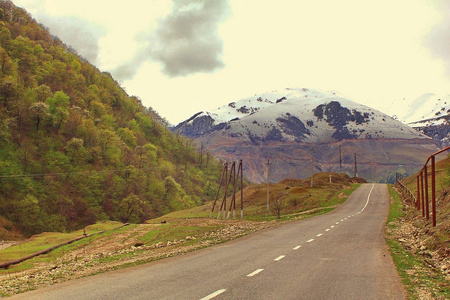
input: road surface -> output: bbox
[12,183,406,299]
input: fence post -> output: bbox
[431,156,436,227]
[412,146,449,227]
[416,175,420,210]
[424,165,429,220]
[420,171,425,217]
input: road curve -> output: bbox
[12,183,406,300]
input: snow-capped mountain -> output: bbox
[389,93,450,146]
[175,88,440,183]
[396,94,450,125]
[175,88,428,143]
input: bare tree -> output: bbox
[272,191,286,219]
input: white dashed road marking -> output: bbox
[201,184,376,300]
[200,289,226,300]
[247,269,264,277]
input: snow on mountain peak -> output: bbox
[175,87,429,143]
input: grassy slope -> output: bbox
[386,154,450,299]
[0,173,362,296]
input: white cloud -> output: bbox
[11,0,450,125]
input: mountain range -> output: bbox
[394,94,450,146]
[175,88,441,183]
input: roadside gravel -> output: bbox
[0,219,277,297]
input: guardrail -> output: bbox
[395,174,416,205]
[399,145,450,227]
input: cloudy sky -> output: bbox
[12,0,450,125]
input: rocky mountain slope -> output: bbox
[175,88,440,183]
[175,88,426,142]
[400,94,450,146]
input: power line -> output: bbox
[0,167,151,180]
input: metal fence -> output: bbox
[395,174,416,205]
[397,146,450,227]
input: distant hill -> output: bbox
[384,93,450,146]
[0,1,221,237]
[401,94,450,146]
[175,88,440,183]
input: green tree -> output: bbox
[34,84,52,102]
[0,46,14,76]
[0,25,12,48]
[119,193,144,223]
[46,90,70,130]
[117,127,137,148]
[65,137,87,164]
[0,0,223,236]
[137,142,157,171]
[29,101,49,131]
[15,194,45,235]
[163,176,194,210]
[98,129,122,166]
[0,74,16,108]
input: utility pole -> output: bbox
[239,160,243,220]
[199,143,204,166]
[339,143,342,173]
[371,163,374,183]
[266,158,270,212]
[354,152,358,178]
[210,163,227,218]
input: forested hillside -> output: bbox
[0,1,221,237]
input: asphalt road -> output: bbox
[12,183,406,299]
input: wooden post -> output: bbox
[227,162,236,219]
[339,143,342,173]
[372,163,375,183]
[210,164,227,218]
[199,143,204,166]
[217,163,229,219]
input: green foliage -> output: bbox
[119,193,145,223]
[0,1,222,237]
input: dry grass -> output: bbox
[389,154,450,299]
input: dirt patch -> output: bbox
[337,192,347,199]
[0,241,18,251]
